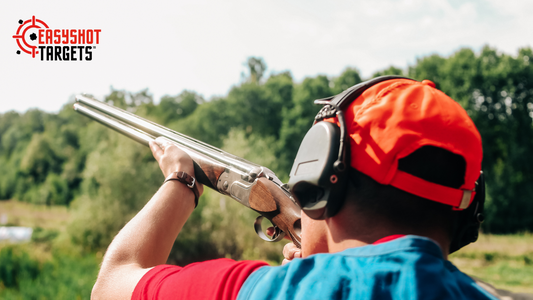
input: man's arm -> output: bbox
[91,140,203,300]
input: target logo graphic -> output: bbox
[12,16,101,61]
[12,16,49,58]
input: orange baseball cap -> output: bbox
[325,78,482,209]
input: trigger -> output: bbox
[254,216,285,242]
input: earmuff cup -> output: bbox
[288,122,348,220]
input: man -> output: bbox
[91,77,498,300]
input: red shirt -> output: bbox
[132,235,406,300]
[132,258,267,300]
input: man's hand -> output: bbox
[151,137,194,177]
[282,243,302,265]
[267,227,301,265]
[149,138,203,196]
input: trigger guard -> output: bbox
[254,216,286,242]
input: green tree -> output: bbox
[149,91,203,125]
[408,54,447,90]
[278,75,332,174]
[372,65,404,78]
[20,134,63,184]
[331,67,362,94]
[68,129,161,251]
[245,57,267,83]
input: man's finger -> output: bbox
[266,227,293,241]
[149,140,164,161]
[282,243,301,262]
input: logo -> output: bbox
[13,16,101,61]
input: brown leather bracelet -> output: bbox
[163,171,199,208]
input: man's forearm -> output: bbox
[92,181,196,300]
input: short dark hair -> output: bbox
[346,146,466,234]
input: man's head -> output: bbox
[289,76,484,255]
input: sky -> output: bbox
[0,0,531,113]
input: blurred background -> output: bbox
[1,0,532,298]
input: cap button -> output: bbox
[422,80,436,88]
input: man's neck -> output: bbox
[325,209,451,260]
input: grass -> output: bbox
[1,200,532,295]
[0,200,70,231]
[0,200,99,299]
[449,233,533,294]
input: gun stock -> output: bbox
[74,95,302,248]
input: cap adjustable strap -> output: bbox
[459,190,473,209]
[391,170,475,209]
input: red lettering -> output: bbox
[35,29,101,45]
[94,29,101,44]
[86,30,93,44]
[78,29,85,44]
[62,29,69,44]
[53,29,61,44]
[70,29,77,44]
[38,30,44,44]
[45,29,53,44]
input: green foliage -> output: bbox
[169,98,233,147]
[0,246,39,289]
[0,245,99,299]
[152,91,203,124]
[68,133,161,251]
[451,250,533,293]
[31,227,60,244]
[245,57,267,83]
[331,67,362,94]
[104,89,153,110]
[372,66,404,78]
[278,75,331,173]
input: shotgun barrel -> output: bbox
[74,95,302,248]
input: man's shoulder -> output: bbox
[133,258,268,300]
[245,235,447,281]
[238,236,498,300]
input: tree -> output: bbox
[372,66,404,78]
[153,91,203,124]
[245,57,267,83]
[408,54,447,90]
[278,75,332,175]
[331,68,362,94]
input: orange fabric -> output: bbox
[324,79,482,208]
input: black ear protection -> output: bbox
[287,75,485,252]
[288,75,412,219]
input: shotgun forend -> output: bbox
[74,95,302,248]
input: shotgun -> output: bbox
[73,95,302,248]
